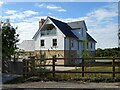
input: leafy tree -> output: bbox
[95,48,120,57]
[1,19,19,60]
[82,40,91,58]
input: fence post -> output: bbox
[52,56,56,78]
[31,57,35,76]
[23,59,29,77]
[82,58,84,77]
[112,57,115,78]
[23,59,26,77]
[27,60,29,77]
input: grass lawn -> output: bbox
[55,66,120,79]
[4,66,120,84]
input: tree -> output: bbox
[1,19,19,60]
[82,40,91,58]
[95,48,120,57]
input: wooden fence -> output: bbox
[2,61,24,75]
[23,57,120,78]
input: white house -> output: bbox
[31,17,96,64]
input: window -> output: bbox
[91,43,93,49]
[53,39,57,46]
[87,42,89,49]
[41,24,57,36]
[41,40,44,46]
[71,40,74,47]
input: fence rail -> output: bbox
[23,57,120,78]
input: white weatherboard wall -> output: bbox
[64,37,80,50]
[34,18,65,51]
[88,42,95,51]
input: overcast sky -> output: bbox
[1,1,118,49]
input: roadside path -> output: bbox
[2,81,120,89]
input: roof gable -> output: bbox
[33,17,78,39]
[32,17,48,39]
[49,17,78,39]
[67,20,88,31]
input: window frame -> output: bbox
[41,40,45,47]
[91,42,93,49]
[53,39,57,46]
[87,42,89,49]
[71,40,74,47]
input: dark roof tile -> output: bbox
[49,17,78,39]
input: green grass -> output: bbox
[5,66,120,84]
[55,66,120,80]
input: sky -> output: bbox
[0,1,118,49]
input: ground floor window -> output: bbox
[41,40,44,46]
[53,39,57,46]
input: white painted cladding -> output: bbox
[88,42,95,51]
[35,18,65,50]
[64,38,78,50]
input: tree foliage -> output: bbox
[82,40,91,58]
[1,19,19,60]
[95,48,120,57]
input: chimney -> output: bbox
[39,19,45,28]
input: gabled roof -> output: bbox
[33,16,78,39]
[86,33,97,43]
[19,40,35,51]
[49,17,78,39]
[33,16,96,43]
[67,20,88,31]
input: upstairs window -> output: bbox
[53,39,57,46]
[41,24,57,36]
[41,40,44,46]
